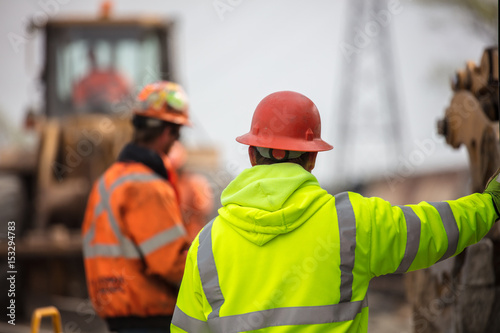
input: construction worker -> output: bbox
[167,141,214,241]
[171,91,500,332]
[82,81,192,333]
[73,46,131,112]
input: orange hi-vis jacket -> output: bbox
[177,172,214,241]
[82,158,189,324]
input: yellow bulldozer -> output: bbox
[0,3,218,321]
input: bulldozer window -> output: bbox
[46,26,163,117]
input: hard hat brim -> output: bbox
[236,133,333,152]
[137,109,192,127]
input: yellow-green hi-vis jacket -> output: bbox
[171,163,498,333]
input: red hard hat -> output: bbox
[236,91,333,152]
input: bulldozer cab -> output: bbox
[42,15,174,117]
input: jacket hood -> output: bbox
[218,163,329,246]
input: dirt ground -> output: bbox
[368,274,412,333]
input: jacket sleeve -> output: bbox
[122,180,189,284]
[350,192,499,277]
[171,235,211,333]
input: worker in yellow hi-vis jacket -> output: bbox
[171,91,500,333]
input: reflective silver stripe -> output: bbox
[93,173,160,221]
[94,203,104,217]
[172,305,210,333]
[208,298,368,333]
[122,238,143,258]
[97,177,123,240]
[83,221,139,258]
[429,202,459,262]
[83,221,96,245]
[82,222,96,258]
[85,244,123,257]
[83,239,143,259]
[109,173,161,191]
[335,192,356,303]
[83,173,162,259]
[139,224,186,255]
[197,219,225,320]
[196,216,367,332]
[395,206,421,273]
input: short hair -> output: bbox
[251,146,311,169]
[132,115,179,144]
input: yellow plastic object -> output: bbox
[30,306,62,333]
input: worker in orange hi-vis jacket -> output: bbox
[166,141,214,241]
[81,81,191,333]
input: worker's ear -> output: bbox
[304,152,318,172]
[248,146,257,166]
[158,127,172,145]
[165,124,181,141]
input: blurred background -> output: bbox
[0,0,498,332]
[0,0,496,185]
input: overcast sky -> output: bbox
[0,0,496,187]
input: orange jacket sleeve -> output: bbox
[121,179,189,284]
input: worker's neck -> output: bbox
[135,142,165,158]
